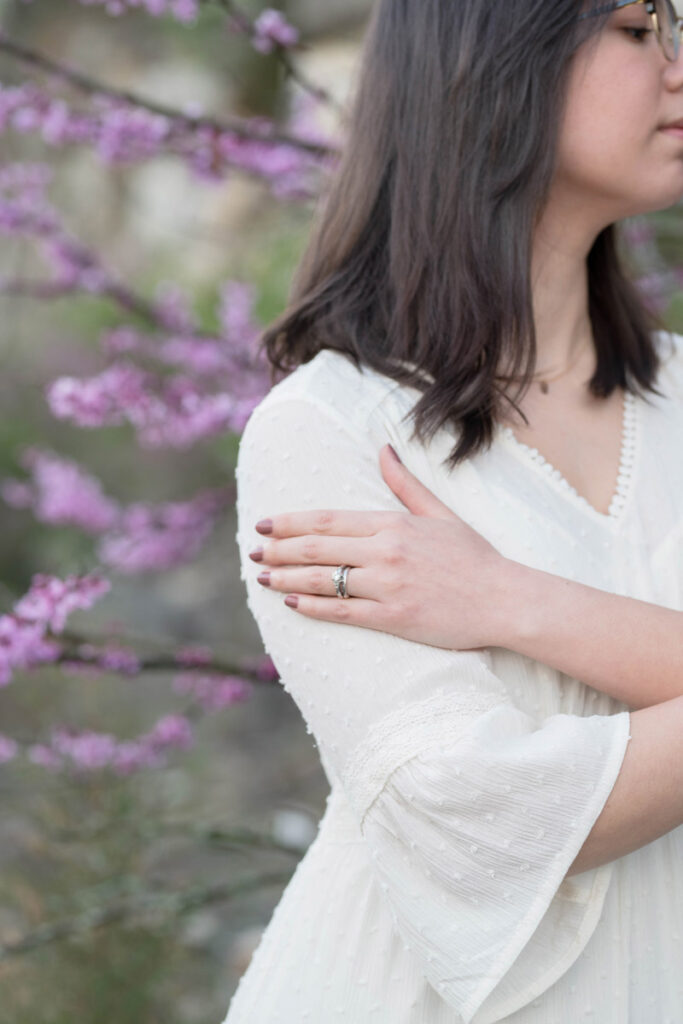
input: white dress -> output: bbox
[222,332,683,1024]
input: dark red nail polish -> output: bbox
[249,547,264,562]
[257,571,271,587]
[285,595,299,609]
[387,443,402,464]
[256,519,273,535]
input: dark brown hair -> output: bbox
[263,0,665,466]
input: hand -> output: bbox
[247,444,512,651]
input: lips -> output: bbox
[660,118,683,129]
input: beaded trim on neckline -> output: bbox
[497,389,639,524]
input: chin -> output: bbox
[615,181,683,219]
[639,186,683,216]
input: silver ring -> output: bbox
[332,564,351,599]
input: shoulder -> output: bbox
[235,350,419,522]
[243,349,419,445]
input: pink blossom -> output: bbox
[14,573,111,634]
[96,645,141,675]
[175,645,214,667]
[97,487,231,573]
[144,713,194,751]
[242,654,279,683]
[636,270,683,316]
[24,712,194,776]
[72,0,199,20]
[47,362,150,428]
[43,237,109,292]
[0,735,19,764]
[0,157,60,237]
[1,479,34,509]
[251,9,300,54]
[51,728,119,769]
[110,740,160,774]
[75,642,141,675]
[4,449,120,533]
[154,281,197,333]
[47,361,259,445]
[173,672,252,711]
[0,87,327,196]
[0,615,61,687]
[219,281,259,348]
[3,447,231,575]
[0,573,110,687]
[28,744,63,772]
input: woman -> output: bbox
[222,1,683,1021]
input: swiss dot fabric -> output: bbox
[222,332,683,1023]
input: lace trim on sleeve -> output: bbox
[341,688,506,825]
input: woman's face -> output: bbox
[553,3,683,223]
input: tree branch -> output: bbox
[54,639,280,687]
[0,275,162,324]
[0,32,337,158]
[206,0,343,113]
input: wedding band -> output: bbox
[332,564,351,599]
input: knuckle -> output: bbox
[314,510,335,533]
[332,601,352,623]
[309,568,328,593]
[302,540,319,562]
[382,537,407,567]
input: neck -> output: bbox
[528,165,627,379]
[530,199,600,378]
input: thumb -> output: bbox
[379,444,454,518]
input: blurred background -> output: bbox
[0,1,680,1022]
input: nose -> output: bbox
[663,29,683,88]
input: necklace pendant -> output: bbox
[540,380,549,394]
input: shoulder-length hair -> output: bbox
[262,0,665,467]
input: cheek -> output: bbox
[557,63,654,193]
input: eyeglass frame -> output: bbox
[577,0,682,62]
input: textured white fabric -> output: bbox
[222,331,683,1024]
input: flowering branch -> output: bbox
[0,169,273,446]
[209,0,342,111]
[55,635,279,686]
[0,32,337,159]
[53,0,338,111]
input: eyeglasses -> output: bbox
[578,0,682,62]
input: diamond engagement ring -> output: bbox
[332,565,351,599]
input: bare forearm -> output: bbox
[495,560,683,710]
[566,695,683,876]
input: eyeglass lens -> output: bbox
[655,0,680,60]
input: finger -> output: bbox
[379,444,454,519]
[255,509,399,539]
[249,535,371,568]
[283,592,391,631]
[257,565,372,599]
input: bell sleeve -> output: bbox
[235,389,632,1024]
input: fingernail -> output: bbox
[284,595,299,609]
[387,443,402,464]
[249,547,264,562]
[255,519,273,535]
[257,571,271,587]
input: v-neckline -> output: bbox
[496,388,640,528]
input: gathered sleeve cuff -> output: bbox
[342,690,631,1024]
